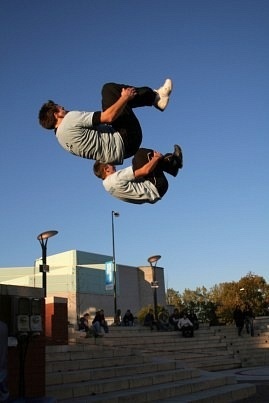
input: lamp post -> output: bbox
[147,255,161,321]
[37,230,58,297]
[112,211,120,321]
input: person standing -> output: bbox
[233,305,244,336]
[243,304,255,336]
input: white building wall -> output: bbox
[0,250,166,326]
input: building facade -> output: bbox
[0,250,166,325]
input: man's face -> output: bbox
[54,105,66,119]
[105,164,116,175]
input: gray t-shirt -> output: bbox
[56,111,124,164]
[103,166,161,204]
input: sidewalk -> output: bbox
[220,366,269,402]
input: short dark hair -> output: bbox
[93,161,107,179]
[38,100,58,129]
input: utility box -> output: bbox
[0,284,46,400]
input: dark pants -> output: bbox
[101,83,156,159]
[182,326,194,337]
[132,148,179,197]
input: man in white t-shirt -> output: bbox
[178,313,194,337]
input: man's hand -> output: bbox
[134,150,162,179]
[121,87,137,100]
[152,151,163,160]
[100,87,137,123]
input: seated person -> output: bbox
[188,310,199,330]
[177,312,194,337]
[144,308,159,330]
[78,313,90,332]
[158,307,170,331]
[169,308,180,331]
[92,309,109,336]
[122,309,134,326]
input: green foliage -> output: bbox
[136,304,163,324]
[166,272,269,324]
[166,288,183,308]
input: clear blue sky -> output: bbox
[1,0,268,293]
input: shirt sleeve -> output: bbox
[103,167,135,193]
[92,111,101,125]
[70,111,98,127]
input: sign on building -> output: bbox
[105,261,114,291]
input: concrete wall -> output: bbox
[0,250,166,327]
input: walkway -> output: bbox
[221,366,269,402]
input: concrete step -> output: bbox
[140,351,241,371]
[45,325,262,402]
[135,340,228,352]
[46,343,134,362]
[46,359,186,386]
[46,366,201,400]
[54,373,254,402]
[153,383,256,402]
[46,354,155,380]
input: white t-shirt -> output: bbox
[56,111,124,164]
[103,166,161,204]
[178,317,193,329]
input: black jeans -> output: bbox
[132,148,169,197]
[101,83,156,159]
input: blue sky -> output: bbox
[0,0,268,293]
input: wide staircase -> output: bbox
[45,318,269,402]
[211,318,269,368]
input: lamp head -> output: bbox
[112,211,120,217]
[147,255,161,265]
[37,230,58,241]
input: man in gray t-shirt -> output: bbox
[93,145,183,204]
[38,79,172,165]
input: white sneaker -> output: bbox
[154,78,173,111]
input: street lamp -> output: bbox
[147,254,161,321]
[37,230,58,297]
[112,211,120,321]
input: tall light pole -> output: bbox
[112,211,120,321]
[37,230,58,297]
[148,255,161,321]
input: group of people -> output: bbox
[143,307,198,337]
[79,308,136,336]
[233,303,255,336]
[114,309,135,326]
[38,78,183,204]
[79,309,109,337]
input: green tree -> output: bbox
[237,272,269,316]
[166,288,182,308]
[165,272,269,324]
